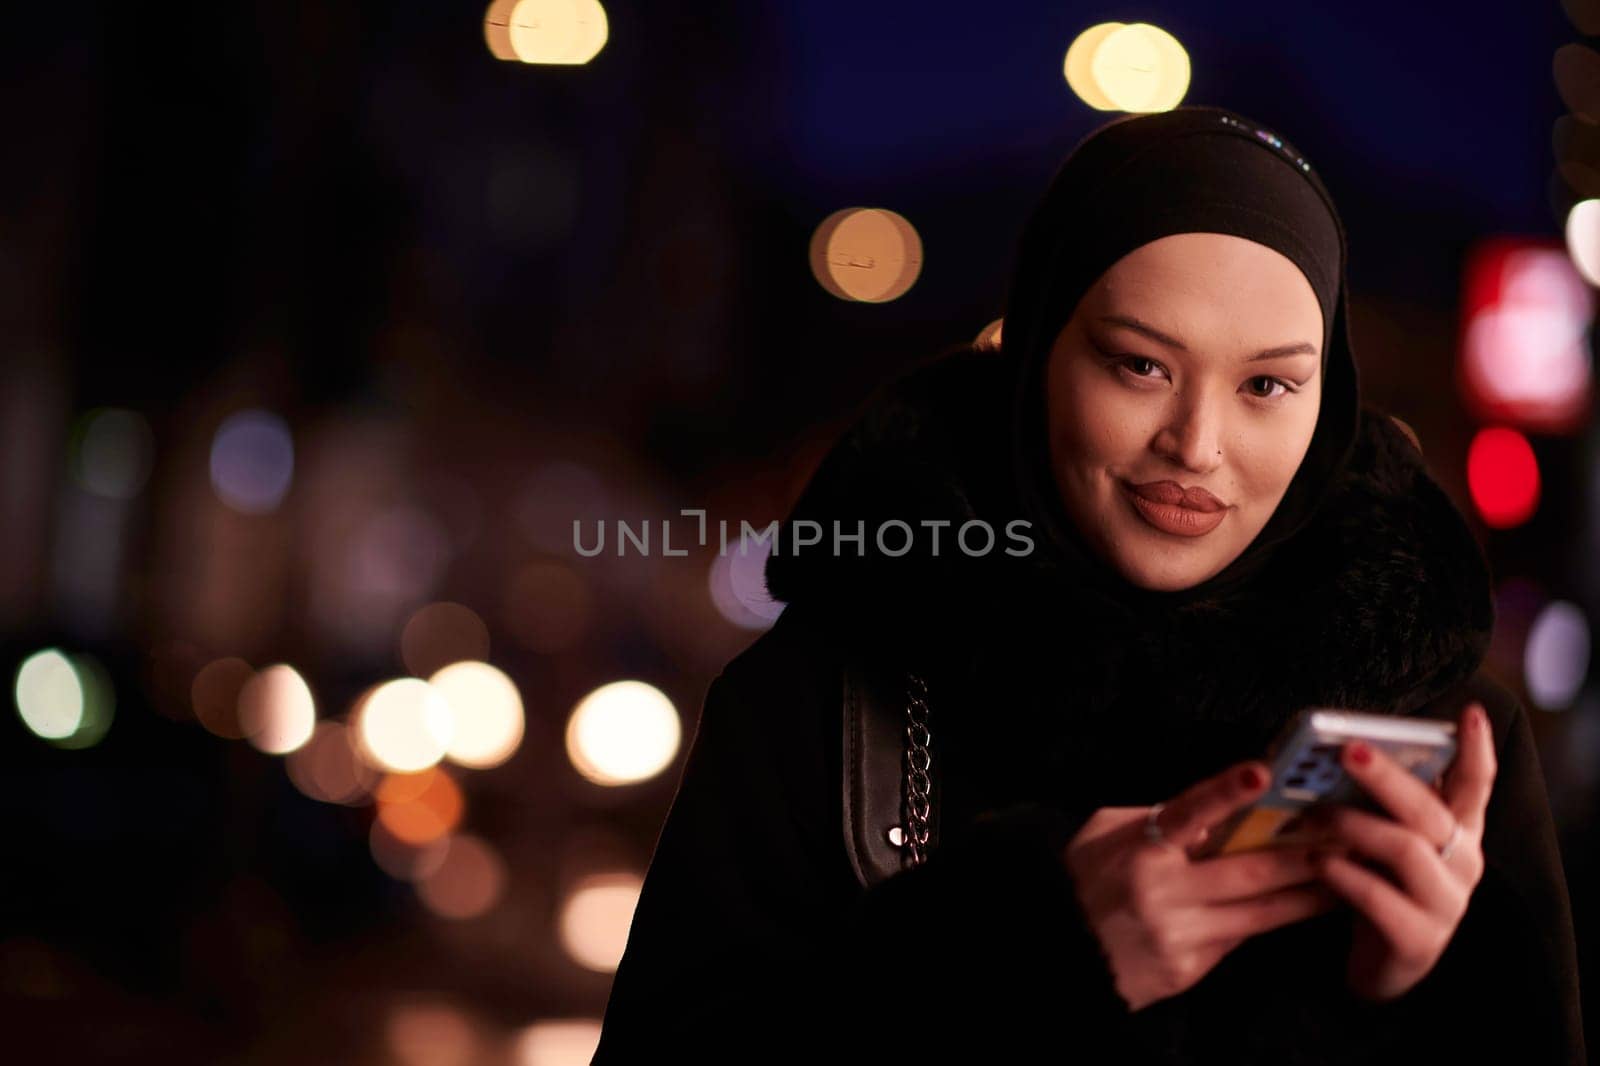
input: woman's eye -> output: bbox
[1247,376,1290,400]
[1119,357,1164,379]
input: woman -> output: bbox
[591,106,1585,1063]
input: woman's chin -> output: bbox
[1107,550,1221,593]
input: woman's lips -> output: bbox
[1121,481,1227,537]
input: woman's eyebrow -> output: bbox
[1097,313,1319,362]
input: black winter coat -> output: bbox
[592,344,1586,1065]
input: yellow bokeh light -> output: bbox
[1063,22,1125,110]
[508,0,608,65]
[429,661,525,770]
[561,0,608,64]
[484,0,519,60]
[15,649,83,740]
[557,871,642,973]
[239,664,317,755]
[809,208,924,303]
[565,680,680,786]
[356,678,455,773]
[1065,22,1189,113]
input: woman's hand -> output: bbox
[1302,701,1497,1002]
[1065,760,1344,1012]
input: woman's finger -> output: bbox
[1441,701,1497,836]
[1315,850,1444,959]
[1337,734,1459,858]
[1157,761,1272,852]
[1199,882,1344,945]
[1314,806,1471,914]
[1186,845,1325,903]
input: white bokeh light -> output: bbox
[557,872,642,973]
[14,649,83,740]
[429,661,525,770]
[357,678,455,772]
[565,681,680,786]
[239,664,317,754]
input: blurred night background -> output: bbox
[4,1,1600,1063]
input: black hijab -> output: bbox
[1001,105,1360,621]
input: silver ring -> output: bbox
[1437,819,1464,862]
[1145,802,1182,853]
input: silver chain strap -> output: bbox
[902,672,933,867]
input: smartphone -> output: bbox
[1188,707,1457,860]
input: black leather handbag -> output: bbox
[841,664,939,889]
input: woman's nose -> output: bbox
[1154,402,1225,473]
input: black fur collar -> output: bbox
[765,342,1495,720]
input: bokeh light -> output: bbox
[430,661,525,769]
[507,0,609,65]
[1565,198,1600,286]
[565,680,681,786]
[209,409,295,514]
[370,817,451,882]
[556,871,642,973]
[190,657,254,739]
[708,536,783,631]
[1555,42,1600,124]
[1089,23,1190,113]
[1065,22,1189,113]
[513,1020,604,1066]
[1460,241,1592,434]
[1063,23,1124,110]
[1466,427,1541,528]
[238,664,317,755]
[14,649,83,740]
[376,767,466,846]
[386,1002,478,1066]
[71,407,155,500]
[808,207,923,303]
[401,602,491,679]
[974,317,1004,350]
[348,505,453,614]
[57,654,115,750]
[13,649,113,750]
[356,678,455,773]
[1526,600,1591,710]
[1566,0,1600,34]
[285,720,380,804]
[483,0,518,60]
[416,833,508,919]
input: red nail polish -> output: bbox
[1239,766,1264,789]
[1348,742,1372,767]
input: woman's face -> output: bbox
[1043,231,1325,591]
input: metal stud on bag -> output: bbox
[889,671,932,867]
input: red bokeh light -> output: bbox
[1466,427,1541,529]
